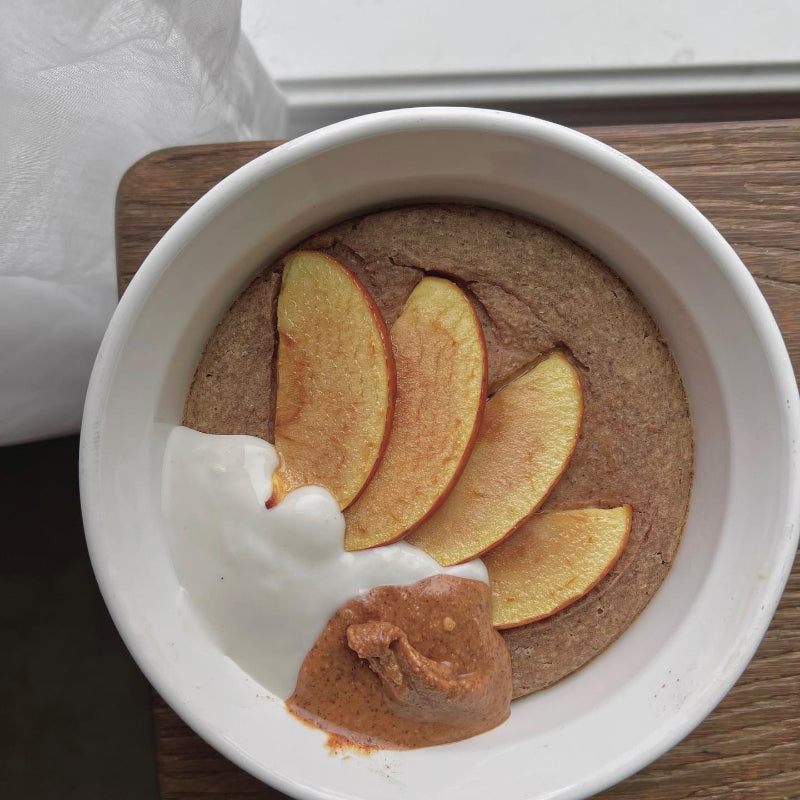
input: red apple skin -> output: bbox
[484,505,633,629]
[271,250,396,510]
[406,351,584,566]
[344,276,488,551]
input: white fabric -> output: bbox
[0,0,286,446]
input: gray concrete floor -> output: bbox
[1,435,159,799]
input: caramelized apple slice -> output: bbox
[406,352,583,565]
[344,277,487,550]
[484,505,633,628]
[271,251,395,509]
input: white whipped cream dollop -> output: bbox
[162,426,487,699]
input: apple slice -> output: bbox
[484,505,633,628]
[271,251,395,509]
[344,276,487,550]
[406,351,583,565]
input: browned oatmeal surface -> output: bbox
[183,203,694,697]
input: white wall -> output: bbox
[242,0,800,136]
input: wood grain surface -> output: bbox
[116,120,800,800]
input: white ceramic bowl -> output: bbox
[80,108,800,800]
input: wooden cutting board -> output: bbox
[116,120,800,800]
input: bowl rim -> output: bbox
[80,106,800,799]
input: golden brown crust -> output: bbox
[183,203,694,697]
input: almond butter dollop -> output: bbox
[287,574,512,749]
